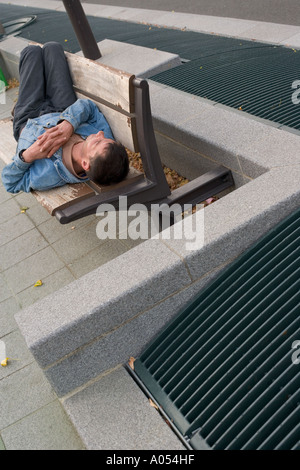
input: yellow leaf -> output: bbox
[1,358,9,367]
[20,206,29,213]
[34,280,43,287]
[128,357,135,370]
[149,398,159,410]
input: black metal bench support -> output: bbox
[55,2,235,225]
[55,78,234,224]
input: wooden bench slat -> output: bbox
[66,52,135,114]
[32,183,95,216]
[76,91,139,152]
[33,166,144,215]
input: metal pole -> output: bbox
[62,0,101,59]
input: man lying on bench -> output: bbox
[1,42,129,194]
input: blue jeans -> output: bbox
[13,42,77,141]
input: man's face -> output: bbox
[84,131,115,162]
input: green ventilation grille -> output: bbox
[134,208,300,450]
[3,3,300,131]
[150,45,300,132]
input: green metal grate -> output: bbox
[3,4,300,130]
[151,45,300,131]
[134,208,300,450]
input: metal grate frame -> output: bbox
[134,208,300,450]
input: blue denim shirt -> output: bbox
[1,99,114,193]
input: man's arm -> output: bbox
[1,99,108,193]
[35,120,74,159]
[1,140,65,193]
[59,99,100,130]
[35,100,100,158]
[1,156,33,193]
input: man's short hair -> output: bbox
[87,141,129,185]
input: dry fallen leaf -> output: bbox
[128,357,135,370]
[149,398,159,410]
[1,357,20,367]
[127,149,190,193]
[34,280,43,287]
[204,196,218,206]
[20,206,29,213]
[7,78,19,89]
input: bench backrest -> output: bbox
[66,52,139,153]
[65,51,171,201]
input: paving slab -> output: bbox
[0,297,20,337]
[1,401,85,450]
[0,362,56,429]
[67,238,130,279]
[0,228,49,271]
[0,329,34,380]
[0,274,12,303]
[15,239,192,369]
[0,213,35,247]
[63,366,185,450]
[0,198,21,224]
[2,246,65,294]
[16,267,75,310]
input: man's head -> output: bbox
[82,131,129,185]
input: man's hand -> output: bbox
[37,120,74,158]
[21,140,52,163]
[21,121,74,163]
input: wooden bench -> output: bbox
[0,49,234,224]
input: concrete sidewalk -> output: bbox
[1,0,300,450]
